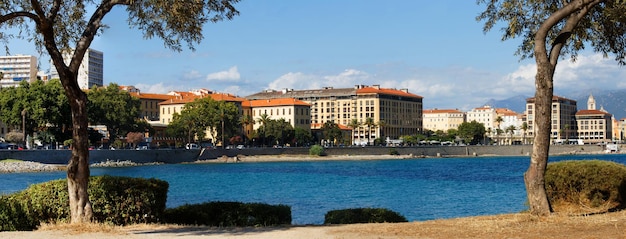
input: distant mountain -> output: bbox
[482,90,626,119]
[482,95,528,113]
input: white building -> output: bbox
[50,48,103,89]
[0,55,38,88]
[466,105,497,131]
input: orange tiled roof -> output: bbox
[496,108,519,116]
[576,109,611,116]
[158,92,246,105]
[129,92,176,100]
[248,98,310,107]
[423,109,462,114]
[209,93,247,102]
[356,87,423,99]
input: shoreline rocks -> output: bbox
[0,161,65,173]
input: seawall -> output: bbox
[0,144,608,165]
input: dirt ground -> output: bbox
[2,211,625,239]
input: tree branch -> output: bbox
[0,11,38,24]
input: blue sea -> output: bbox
[1,154,625,225]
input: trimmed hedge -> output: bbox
[545,160,626,212]
[162,201,292,226]
[324,208,407,224]
[0,175,168,231]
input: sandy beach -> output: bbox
[2,211,626,238]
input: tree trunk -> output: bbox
[524,61,554,216]
[63,74,93,223]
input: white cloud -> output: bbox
[134,82,172,94]
[322,69,371,88]
[493,63,536,96]
[206,66,240,81]
[267,72,320,90]
[183,70,203,80]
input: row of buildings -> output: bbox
[131,85,423,146]
[424,94,619,145]
[1,51,624,146]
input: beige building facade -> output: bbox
[423,109,465,132]
[247,98,311,130]
[246,85,423,145]
[525,96,577,142]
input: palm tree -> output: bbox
[257,113,270,146]
[521,122,528,145]
[240,114,253,145]
[485,127,492,145]
[506,125,517,145]
[377,120,387,145]
[495,116,503,145]
[347,118,361,146]
[364,117,375,146]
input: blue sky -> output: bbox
[5,1,626,111]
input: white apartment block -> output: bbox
[466,105,497,131]
[0,55,38,88]
[423,109,465,132]
[50,48,103,89]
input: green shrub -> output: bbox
[324,208,408,224]
[309,145,326,156]
[389,148,399,155]
[4,175,168,230]
[545,160,626,212]
[0,196,36,231]
[162,201,291,226]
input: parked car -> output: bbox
[185,143,199,149]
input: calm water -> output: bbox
[1,154,625,225]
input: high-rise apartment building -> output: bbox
[0,55,38,88]
[246,85,423,145]
[50,48,103,89]
[525,95,577,142]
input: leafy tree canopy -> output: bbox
[457,121,486,145]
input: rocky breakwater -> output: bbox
[0,160,65,173]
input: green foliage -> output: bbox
[324,208,408,224]
[0,196,36,231]
[545,160,626,212]
[389,148,399,155]
[457,121,486,145]
[264,119,295,146]
[321,121,342,143]
[1,176,168,230]
[0,80,71,143]
[309,145,326,156]
[477,0,626,65]
[293,127,313,146]
[168,97,241,144]
[162,202,291,227]
[87,83,142,142]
